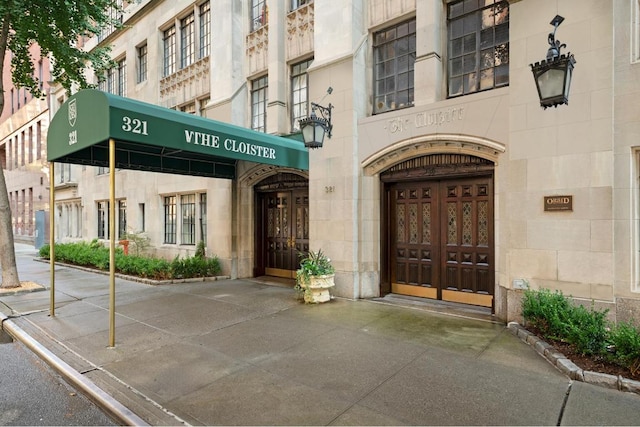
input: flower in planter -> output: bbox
[295,249,335,303]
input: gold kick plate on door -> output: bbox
[391,283,437,299]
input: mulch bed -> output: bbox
[527,326,640,381]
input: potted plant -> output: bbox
[295,249,335,303]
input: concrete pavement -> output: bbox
[2,243,640,426]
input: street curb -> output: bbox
[507,322,640,395]
[0,311,149,426]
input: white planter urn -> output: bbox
[298,273,335,303]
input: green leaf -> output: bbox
[1,0,122,98]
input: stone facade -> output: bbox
[0,97,50,244]
[40,0,640,324]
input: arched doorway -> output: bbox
[254,172,309,278]
[381,154,495,308]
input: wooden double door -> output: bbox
[256,189,309,279]
[387,176,494,307]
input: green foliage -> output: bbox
[296,249,334,280]
[39,241,220,281]
[608,322,640,373]
[115,254,171,280]
[1,0,122,98]
[522,288,573,340]
[564,304,609,356]
[38,244,50,259]
[122,230,151,256]
[195,240,206,259]
[170,255,220,279]
[295,249,335,298]
[522,288,640,370]
[41,240,112,269]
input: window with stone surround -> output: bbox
[181,13,196,68]
[58,163,72,184]
[162,193,207,245]
[137,43,148,83]
[97,201,109,239]
[181,194,196,245]
[291,59,312,131]
[162,5,212,78]
[164,196,177,244]
[36,121,42,160]
[180,103,196,114]
[117,58,126,96]
[200,193,207,243]
[107,66,116,93]
[98,57,126,96]
[118,200,127,240]
[290,0,309,11]
[373,19,416,114]
[98,0,124,42]
[163,26,177,77]
[56,202,82,239]
[139,203,146,232]
[447,0,509,98]
[251,75,268,132]
[28,127,33,164]
[199,97,210,116]
[251,0,268,31]
[200,1,211,58]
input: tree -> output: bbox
[0,0,119,287]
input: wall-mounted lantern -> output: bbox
[299,87,333,149]
[299,102,333,149]
[530,15,576,109]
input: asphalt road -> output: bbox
[0,329,115,426]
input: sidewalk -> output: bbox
[2,243,640,426]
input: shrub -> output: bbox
[170,255,220,279]
[522,288,573,340]
[41,240,113,268]
[195,240,206,259]
[122,230,151,256]
[521,288,640,371]
[39,241,220,281]
[608,322,640,374]
[39,244,50,258]
[565,303,609,356]
[115,254,171,280]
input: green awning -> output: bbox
[48,89,309,178]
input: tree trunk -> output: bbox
[0,10,21,288]
[0,161,20,288]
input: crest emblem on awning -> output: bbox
[68,98,77,127]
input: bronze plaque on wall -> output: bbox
[544,195,573,212]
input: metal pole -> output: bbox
[109,138,116,347]
[49,162,55,316]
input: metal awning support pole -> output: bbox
[109,138,116,347]
[49,162,55,316]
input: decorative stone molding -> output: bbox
[368,0,416,29]
[238,164,308,188]
[246,24,269,75]
[286,2,314,61]
[362,134,506,176]
[159,56,210,108]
